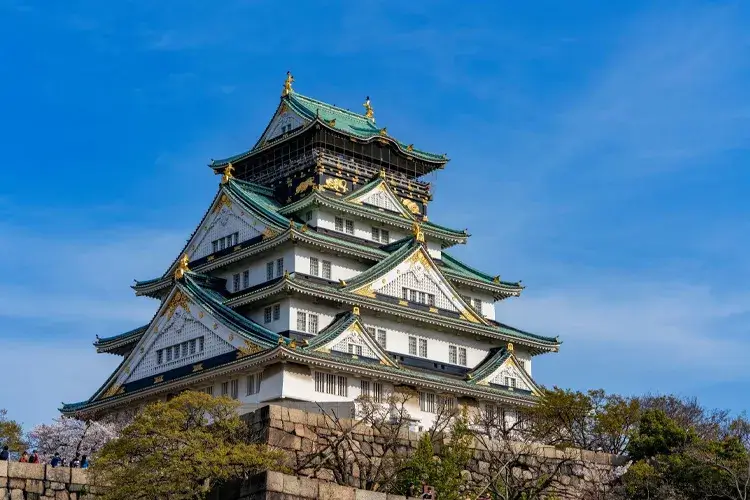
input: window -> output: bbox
[221,382,229,396]
[297,312,307,331]
[372,382,383,403]
[504,377,517,388]
[266,262,274,281]
[420,392,436,413]
[335,217,344,232]
[264,306,272,324]
[242,270,250,289]
[345,220,354,235]
[348,344,363,356]
[518,360,527,372]
[189,339,196,355]
[276,258,284,277]
[233,273,241,292]
[449,345,457,364]
[402,287,435,306]
[314,373,347,396]
[458,347,467,366]
[322,260,332,280]
[211,233,239,254]
[473,298,482,314]
[166,348,172,362]
[371,227,390,243]
[360,380,370,398]
[273,304,281,321]
[157,350,163,365]
[408,336,417,356]
[485,404,496,421]
[199,337,205,352]
[230,379,239,399]
[419,338,427,358]
[365,326,375,336]
[246,373,262,396]
[204,386,214,396]
[376,329,387,348]
[212,241,218,253]
[439,396,456,410]
[308,314,319,334]
[219,238,226,251]
[310,257,319,276]
[305,211,312,222]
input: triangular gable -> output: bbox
[347,241,488,325]
[168,182,288,270]
[256,105,306,146]
[344,177,415,218]
[470,348,540,395]
[304,312,398,368]
[94,283,274,400]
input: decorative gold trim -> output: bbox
[323,177,348,193]
[281,71,294,97]
[402,198,420,215]
[295,177,315,194]
[507,342,514,352]
[398,299,408,306]
[412,222,425,243]
[213,194,232,213]
[407,144,414,151]
[101,383,123,399]
[192,363,203,372]
[379,127,387,136]
[174,254,190,280]
[237,339,262,358]
[220,163,234,184]
[154,375,164,384]
[327,119,336,127]
[363,96,374,121]
[165,290,190,320]
[262,227,278,240]
[352,306,360,316]
[339,279,347,287]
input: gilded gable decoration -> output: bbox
[323,177,348,193]
[165,290,190,319]
[363,96,374,121]
[174,255,190,280]
[281,71,294,97]
[220,163,235,184]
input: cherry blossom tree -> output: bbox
[28,414,131,462]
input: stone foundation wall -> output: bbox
[0,462,101,500]
[243,405,627,498]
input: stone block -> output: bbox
[282,475,301,496]
[268,428,301,450]
[386,495,407,500]
[26,479,45,494]
[283,421,295,433]
[8,462,45,480]
[69,469,88,486]
[298,476,318,498]
[306,412,320,427]
[0,488,6,500]
[294,423,306,438]
[0,461,6,478]
[319,481,354,500]
[288,408,305,424]
[49,482,66,491]
[7,480,23,490]
[54,491,69,500]
[10,490,23,500]
[27,493,41,500]
[67,483,84,493]
[0,478,5,488]
[355,489,388,500]
[46,467,70,484]
[266,471,284,492]
[315,468,334,482]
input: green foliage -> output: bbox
[91,391,286,500]
[627,409,694,461]
[0,408,26,452]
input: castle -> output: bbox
[62,74,560,427]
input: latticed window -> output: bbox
[408,336,417,355]
[309,314,319,334]
[273,304,281,321]
[264,307,272,324]
[305,211,312,222]
[199,337,205,352]
[345,220,354,235]
[314,372,325,393]
[348,344,363,356]
[419,338,428,357]
[266,262,274,281]
[189,339,196,355]
[297,312,307,331]
[204,386,214,396]
[337,376,348,396]
[458,347,467,366]
[360,380,370,398]
[157,350,163,364]
[230,379,239,399]
[335,217,344,232]
[473,298,482,314]
[233,273,241,292]
[371,227,390,243]
[242,270,250,289]
[276,258,284,277]
[504,377,517,388]
[449,345,457,364]
[246,373,262,396]
[310,257,319,276]
[439,396,456,410]
[376,329,387,348]
[221,382,229,396]
[420,392,436,413]
[322,260,332,279]
[373,382,383,403]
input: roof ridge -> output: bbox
[291,93,374,123]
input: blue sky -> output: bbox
[1,0,749,428]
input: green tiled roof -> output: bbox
[340,238,421,290]
[304,311,355,350]
[210,92,449,167]
[94,325,148,353]
[469,347,511,382]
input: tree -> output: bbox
[28,415,130,462]
[0,408,26,453]
[91,391,286,500]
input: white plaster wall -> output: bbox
[218,246,296,292]
[190,204,267,261]
[246,298,292,333]
[292,246,369,282]
[450,285,497,320]
[288,297,339,334]
[316,208,407,244]
[426,240,442,260]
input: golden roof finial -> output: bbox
[352,306,360,316]
[507,342,514,352]
[363,96,374,121]
[289,339,298,349]
[379,169,386,179]
[278,336,285,345]
[281,71,294,97]
[412,222,425,243]
[174,254,190,280]
[379,127,387,136]
[221,162,234,184]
